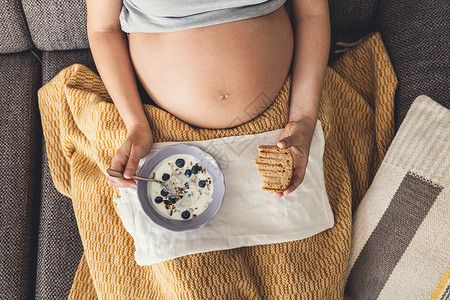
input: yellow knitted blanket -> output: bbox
[38,32,396,299]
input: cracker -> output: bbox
[253,145,294,192]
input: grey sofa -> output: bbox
[1,0,449,299]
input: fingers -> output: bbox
[107,127,153,188]
[124,145,140,179]
[277,135,296,149]
[271,166,306,198]
[107,176,136,188]
[273,120,315,198]
[110,147,128,172]
[108,145,136,187]
[274,191,283,199]
[283,169,305,195]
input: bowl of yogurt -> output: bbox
[136,144,225,231]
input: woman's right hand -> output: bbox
[107,124,153,188]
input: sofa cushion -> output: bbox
[41,49,157,105]
[21,0,89,51]
[0,51,41,300]
[345,96,449,299]
[35,147,84,300]
[376,0,450,130]
[0,0,33,53]
[34,49,96,300]
[328,0,378,32]
[327,0,379,63]
[41,49,96,84]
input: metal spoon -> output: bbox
[106,168,186,199]
[106,168,168,188]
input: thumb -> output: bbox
[124,147,140,179]
[277,135,296,148]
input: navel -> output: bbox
[219,93,230,101]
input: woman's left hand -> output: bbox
[275,118,316,198]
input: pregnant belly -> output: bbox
[129,5,293,129]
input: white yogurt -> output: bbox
[147,154,214,220]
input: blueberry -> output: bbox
[198,180,206,188]
[184,182,189,190]
[154,196,163,204]
[160,189,169,197]
[184,169,192,177]
[169,195,177,204]
[191,165,201,174]
[162,173,170,181]
[181,211,191,219]
[175,158,185,168]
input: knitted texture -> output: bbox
[376,0,450,130]
[35,146,83,300]
[0,0,33,53]
[21,0,89,51]
[38,32,396,299]
[0,52,41,300]
[35,48,97,300]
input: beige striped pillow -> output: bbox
[345,95,450,300]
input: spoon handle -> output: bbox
[106,168,184,197]
[106,168,164,184]
[132,175,162,183]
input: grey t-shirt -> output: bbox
[119,0,287,33]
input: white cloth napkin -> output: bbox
[114,121,334,266]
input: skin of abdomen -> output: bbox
[129,5,294,129]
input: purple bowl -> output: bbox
[137,144,225,232]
